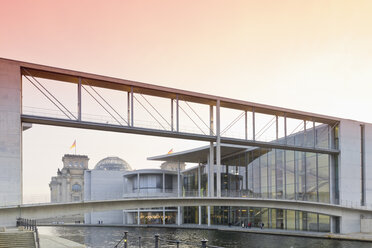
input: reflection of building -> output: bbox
[49,154,89,203]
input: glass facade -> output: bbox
[182,147,331,203]
[187,206,331,232]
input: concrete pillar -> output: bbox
[162,172,165,194]
[0,59,22,209]
[207,206,211,226]
[163,207,165,225]
[137,208,140,225]
[198,206,201,225]
[177,206,181,225]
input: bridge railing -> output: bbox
[16,218,40,248]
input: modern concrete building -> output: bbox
[84,156,132,224]
[49,154,89,203]
[1,58,372,234]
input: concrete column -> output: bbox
[0,60,22,209]
[209,144,214,197]
[199,206,201,225]
[163,173,165,194]
[137,208,140,225]
[177,206,181,225]
[137,173,140,197]
[198,164,201,197]
[216,100,221,198]
[177,161,180,197]
[163,207,165,225]
[207,206,211,226]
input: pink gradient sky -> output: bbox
[1,0,372,201]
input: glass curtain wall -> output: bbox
[207,206,330,232]
[219,148,330,203]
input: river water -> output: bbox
[38,226,372,248]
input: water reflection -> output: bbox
[38,226,372,248]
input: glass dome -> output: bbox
[94,156,132,171]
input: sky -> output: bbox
[1,0,372,202]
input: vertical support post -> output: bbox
[198,206,201,225]
[313,120,316,148]
[207,206,211,226]
[130,86,134,127]
[276,115,279,141]
[162,173,165,194]
[176,95,179,132]
[303,120,306,146]
[216,100,221,198]
[284,113,287,144]
[127,91,130,126]
[137,208,140,225]
[198,164,201,197]
[124,231,128,248]
[163,207,165,225]
[245,111,248,140]
[171,99,174,131]
[77,77,82,121]
[252,107,256,141]
[177,161,180,197]
[209,104,214,197]
[177,206,181,225]
[201,239,208,248]
[137,173,140,197]
[155,234,159,248]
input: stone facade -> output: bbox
[49,154,89,203]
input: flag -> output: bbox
[167,148,173,154]
[70,140,76,149]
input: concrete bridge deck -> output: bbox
[1,197,370,228]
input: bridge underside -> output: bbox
[0,197,366,228]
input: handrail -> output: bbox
[16,218,40,248]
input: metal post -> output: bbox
[124,231,128,248]
[130,86,134,127]
[216,100,221,198]
[313,120,316,147]
[245,110,248,140]
[155,234,159,248]
[252,108,256,141]
[176,240,180,248]
[176,95,179,132]
[284,113,287,144]
[201,239,208,248]
[138,236,141,248]
[127,92,130,126]
[171,99,174,131]
[77,77,81,121]
[276,115,279,141]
